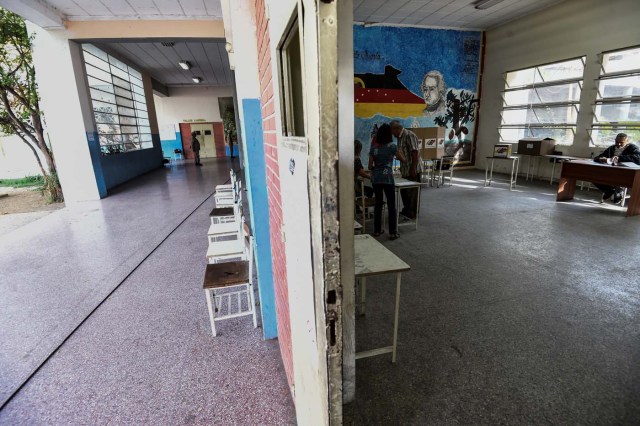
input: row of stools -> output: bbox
[202,170,257,337]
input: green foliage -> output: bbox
[223,108,237,140]
[0,175,44,188]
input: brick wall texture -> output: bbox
[254,0,294,394]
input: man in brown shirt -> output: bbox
[391,120,423,219]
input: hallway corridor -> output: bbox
[0,158,295,423]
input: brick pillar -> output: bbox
[254,0,294,392]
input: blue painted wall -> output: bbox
[242,98,277,339]
[100,134,164,191]
[161,131,183,158]
[86,131,107,198]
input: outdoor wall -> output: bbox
[476,0,640,175]
[154,86,234,158]
[0,135,47,179]
[354,25,482,166]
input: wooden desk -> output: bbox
[394,177,423,230]
[541,154,582,184]
[557,160,640,217]
[354,234,410,362]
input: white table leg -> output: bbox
[550,160,556,185]
[484,161,489,187]
[359,277,367,316]
[415,185,420,230]
[392,272,402,363]
[205,289,217,337]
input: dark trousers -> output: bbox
[194,151,201,165]
[594,183,622,199]
[373,183,397,235]
[400,175,419,217]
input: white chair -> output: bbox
[207,222,250,264]
[435,147,464,187]
[215,180,241,207]
[215,170,237,192]
[203,236,257,337]
[208,204,244,244]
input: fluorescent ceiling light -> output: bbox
[192,77,202,83]
[179,61,191,70]
[474,0,505,9]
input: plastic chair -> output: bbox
[203,235,257,336]
[436,147,464,187]
[173,148,183,160]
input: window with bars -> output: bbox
[499,57,585,145]
[82,44,153,155]
[589,46,640,146]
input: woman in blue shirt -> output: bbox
[368,123,405,239]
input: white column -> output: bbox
[27,24,105,201]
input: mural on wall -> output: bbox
[354,25,482,164]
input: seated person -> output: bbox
[593,133,640,204]
[354,140,373,198]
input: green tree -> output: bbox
[0,8,62,202]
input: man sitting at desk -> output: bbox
[593,133,640,204]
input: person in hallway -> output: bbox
[354,140,373,198]
[390,120,423,219]
[191,132,202,166]
[593,133,640,203]
[369,123,406,240]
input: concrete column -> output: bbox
[224,0,278,339]
[27,24,107,201]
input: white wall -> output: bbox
[154,86,234,128]
[476,0,640,175]
[0,135,47,179]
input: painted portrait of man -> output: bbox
[421,70,446,116]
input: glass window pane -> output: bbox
[115,96,134,108]
[597,75,640,99]
[132,84,145,95]
[124,142,141,151]
[536,58,584,83]
[502,109,532,125]
[83,44,108,61]
[88,76,114,93]
[536,83,582,103]
[121,125,138,134]
[140,133,152,142]
[118,106,136,117]
[94,112,120,125]
[594,102,640,123]
[120,116,137,125]
[90,88,116,104]
[85,64,112,83]
[505,69,536,88]
[110,65,130,81]
[134,101,147,112]
[532,105,578,124]
[129,68,142,80]
[137,117,150,126]
[114,86,133,99]
[130,76,143,88]
[83,52,110,72]
[99,134,123,145]
[529,127,575,143]
[112,76,131,90]
[91,100,117,113]
[133,93,146,103]
[602,47,640,74]
[108,55,128,72]
[139,126,151,134]
[97,123,121,134]
[503,88,540,106]
[137,110,149,119]
[141,141,153,149]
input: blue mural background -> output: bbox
[354,25,482,164]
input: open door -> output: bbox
[269,0,344,424]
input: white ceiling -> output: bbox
[354,0,566,30]
[95,40,232,87]
[45,0,223,20]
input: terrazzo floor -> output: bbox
[0,158,295,424]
